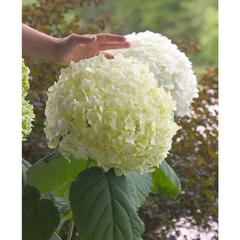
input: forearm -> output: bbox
[22,24,129,65]
[22,24,58,62]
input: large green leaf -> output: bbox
[126,172,152,208]
[27,151,93,197]
[151,161,181,199]
[69,167,144,240]
[22,185,60,240]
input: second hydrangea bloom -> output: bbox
[45,55,179,175]
[110,31,199,116]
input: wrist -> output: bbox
[49,37,63,64]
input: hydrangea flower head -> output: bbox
[110,31,199,116]
[22,59,35,140]
[45,55,179,175]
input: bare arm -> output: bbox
[22,24,130,65]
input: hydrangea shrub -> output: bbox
[22,31,199,240]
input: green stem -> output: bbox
[85,160,91,169]
[67,219,74,240]
[54,232,63,240]
[85,157,95,169]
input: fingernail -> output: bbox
[119,36,127,42]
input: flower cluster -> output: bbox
[22,59,35,140]
[45,55,179,175]
[110,31,199,116]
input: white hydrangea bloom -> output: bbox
[45,55,179,175]
[109,31,199,116]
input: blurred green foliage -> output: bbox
[23,0,218,239]
[60,0,218,68]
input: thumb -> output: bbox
[69,34,96,44]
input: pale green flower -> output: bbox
[22,59,35,140]
[45,55,179,175]
[110,31,199,116]
[22,99,35,140]
[22,59,30,98]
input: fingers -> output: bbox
[97,33,127,43]
[69,33,128,45]
[99,41,131,51]
[69,34,97,44]
[99,51,114,59]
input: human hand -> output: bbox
[54,33,130,65]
